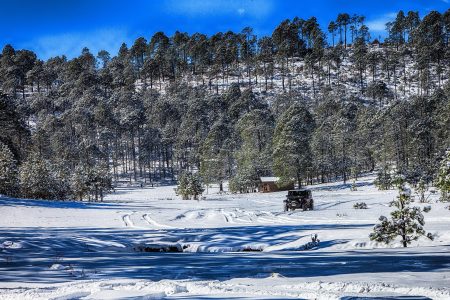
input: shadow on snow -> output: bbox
[1,224,449,285]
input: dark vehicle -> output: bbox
[284,189,314,211]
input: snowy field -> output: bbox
[1,176,450,299]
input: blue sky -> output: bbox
[1,0,448,59]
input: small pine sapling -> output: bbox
[176,172,205,200]
[370,179,433,247]
[350,179,357,191]
[353,202,368,209]
[176,173,191,200]
[422,206,431,213]
[415,178,428,203]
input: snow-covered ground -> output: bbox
[1,176,450,299]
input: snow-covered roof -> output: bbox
[260,177,279,183]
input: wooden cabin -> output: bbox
[258,177,294,193]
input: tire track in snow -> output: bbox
[122,214,135,227]
[220,210,235,223]
[233,217,252,223]
[142,214,175,229]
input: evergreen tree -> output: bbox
[19,153,57,200]
[366,81,390,107]
[71,165,90,201]
[352,37,367,92]
[370,180,433,247]
[232,109,274,193]
[328,21,337,47]
[273,103,315,187]
[0,94,28,158]
[0,142,18,196]
[52,161,72,200]
[436,151,450,202]
[416,178,428,203]
[337,13,350,47]
[189,173,205,200]
[374,165,393,190]
[176,172,204,200]
[87,163,112,202]
[229,167,259,193]
[200,118,233,192]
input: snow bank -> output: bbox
[1,278,449,300]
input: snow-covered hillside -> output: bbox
[1,176,450,299]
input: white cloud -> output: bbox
[442,0,449,3]
[22,28,130,59]
[366,12,397,32]
[165,0,273,18]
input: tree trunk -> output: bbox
[131,129,137,182]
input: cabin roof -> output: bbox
[260,177,279,183]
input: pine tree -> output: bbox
[370,180,433,247]
[199,118,233,192]
[176,172,204,200]
[87,163,112,202]
[232,109,273,193]
[0,142,18,196]
[71,165,90,201]
[436,151,450,202]
[189,173,205,200]
[71,163,112,201]
[352,37,367,92]
[176,172,190,200]
[374,165,393,190]
[416,178,427,203]
[272,103,315,187]
[229,166,259,193]
[52,161,72,200]
[19,153,57,200]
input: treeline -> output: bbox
[0,10,449,200]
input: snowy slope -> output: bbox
[1,176,450,299]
